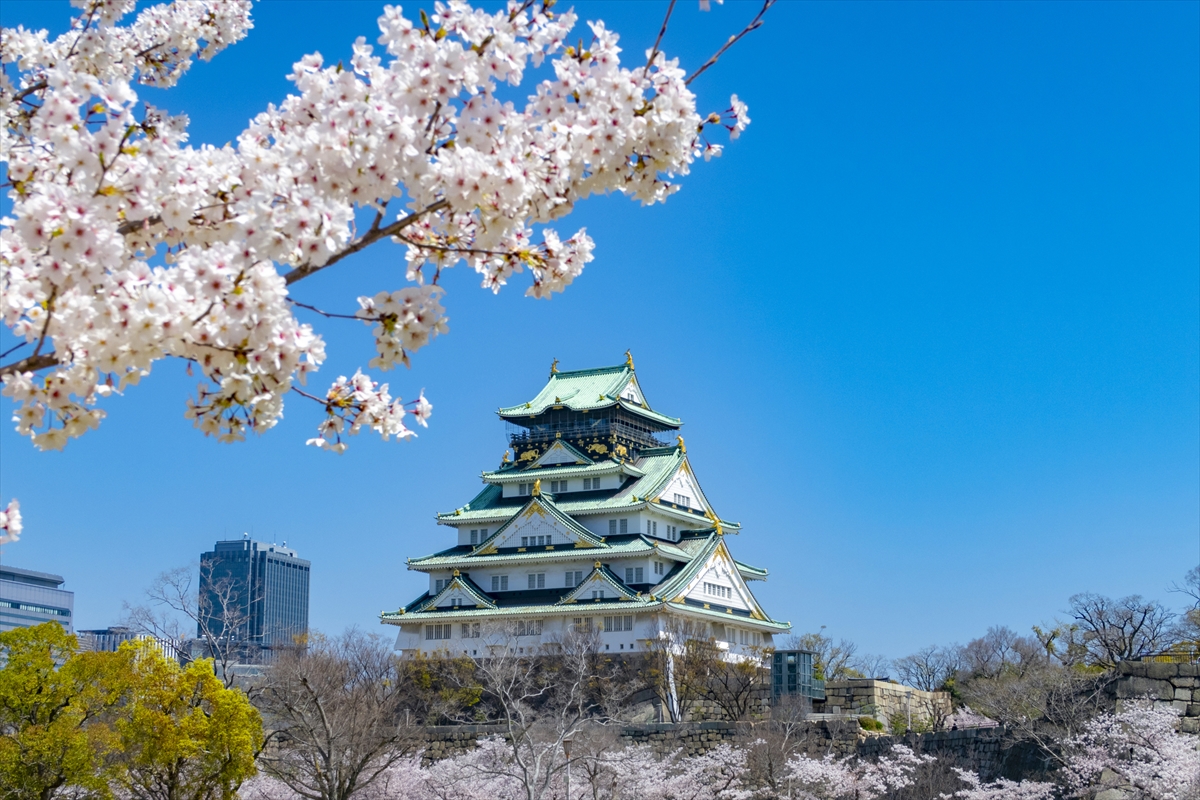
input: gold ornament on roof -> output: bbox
[594,561,602,569]
[550,358,559,374]
[502,449,511,464]
[676,435,686,454]
[625,349,635,370]
[453,569,460,577]
[532,479,542,496]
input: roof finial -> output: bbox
[532,479,542,497]
[550,357,559,374]
[594,561,602,569]
[453,569,460,577]
[676,435,686,454]
[624,349,635,370]
[502,449,511,464]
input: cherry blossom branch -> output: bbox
[644,0,678,73]
[685,0,776,86]
[0,353,58,379]
[283,199,449,285]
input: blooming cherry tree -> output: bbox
[0,499,20,544]
[785,744,934,800]
[1,0,765,455]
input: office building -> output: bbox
[0,565,74,633]
[77,626,180,661]
[199,536,310,658]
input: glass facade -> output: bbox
[0,565,74,633]
[199,537,310,658]
[772,649,825,702]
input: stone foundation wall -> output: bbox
[815,679,953,729]
[1113,660,1200,733]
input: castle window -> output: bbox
[608,519,617,535]
[566,571,583,587]
[654,561,665,576]
[573,617,592,632]
[704,582,732,600]
[528,573,546,589]
[551,480,568,493]
[674,493,690,507]
[516,619,543,637]
[425,624,451,640]
[518,483,531,496]
[434,579,447,593]
[470,530,479,545]
[591,589,605,600]
[651,521,658,535]
[462,623,480,639]
[619,519,628,534]
[624,567,644,584]
[491,575,509,592]
[604,615,633,632]
[521,537,528,547]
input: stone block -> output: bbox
[1173,700,1190,713]
[1183,717,1200,735]
[1179,664,1200,678]
[1116,677,1173,699]
[1145,662,1181,680]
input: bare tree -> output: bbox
[1066,592,1177,667]
[123,563,254,687]
[643,617,725,722]
[255,629,422,800]
[892,645,959,692]
[704,644,770,722]
[784,630,861,681]
[451,622,623,800]
[958,626,1044,680]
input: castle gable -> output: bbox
[472,496,603,554]
[558,563,640,604]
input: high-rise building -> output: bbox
[199,537,310,657]
[383,356,791,658]
[77,626,180,661]
[0,565,74,633]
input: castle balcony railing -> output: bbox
[507,419,671,452]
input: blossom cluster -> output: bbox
[786,743,933,800]
[0,499,21,545]
[1,0,750,452]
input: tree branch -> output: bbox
[685,0,776,86]
[644,0,678,74]
[284,199,449,286]
[0,352,59,379]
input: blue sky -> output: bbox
[1,0,1197,660]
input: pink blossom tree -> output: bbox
[1,0,766,457]
[784,743,934,800]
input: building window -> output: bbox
[591,589,605,600]
[603,615,633,632]
[550,480,568,493]
[608,519,617,535]
[462,622,480,639]
[425,624,451,640]
[518,483,532,496]
[521,536,527,547]
[565,570,583,587]
[434,579,447,593]
[651,521,657,536]
[585,477,599,490]
[624,567,644,584]
[469,530,479,545]
[674,493,690,507]
[619,519,628,534]
[654,561,665,576]
[573,617,592,632]
[528,573,546,589]
[491,575,509,592]
[516,619,543,637]
[704,582,732,600]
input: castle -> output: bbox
[382,355,790,657]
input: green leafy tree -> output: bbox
[114,645,261,800]
[0,623,130,800]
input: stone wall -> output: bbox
[815,679,953,730]
[1113,660,1200,733]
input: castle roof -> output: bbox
[497,363,681,430]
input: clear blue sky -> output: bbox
[1,0,1197,660]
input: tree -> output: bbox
[704,644,770,722]
[114,643,261,800]
[0,623,129,800]
[255,630,423,800]
[892,644,959,693]
[785,743,934,800]
[1,0,769,455]
[124,563,255,688]
[644,617,725,722]
[786,631,863,681]
[1065,593,1177,667]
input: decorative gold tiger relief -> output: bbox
[586,443,609,456]
[614,444,628,458]
[519,449,538,462]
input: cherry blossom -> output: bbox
[785,744,934,800]
[946,769,1057,800]
[1,0,765,459]
[1062,700,1200,800]
[0,499,21,545]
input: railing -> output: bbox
[507,419,671,451]
[1136,647,1200,664]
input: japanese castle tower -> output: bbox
[383,356,790,656]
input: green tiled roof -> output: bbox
[480,460,643,484]
[469,495,604,555]
[497,364,682,428]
